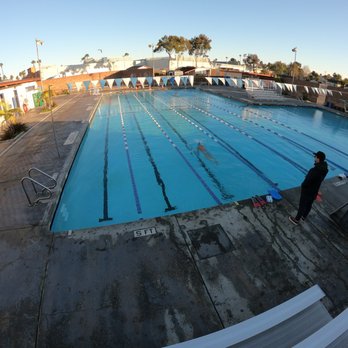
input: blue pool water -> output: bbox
[51,89,348,232]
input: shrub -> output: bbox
[41,101,57,113]
[1,121,28,140]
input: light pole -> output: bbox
[35,39,44,90]
[291,47,297,84]
[148,44,155,76]
[48,85,61,158]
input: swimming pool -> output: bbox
[51,89,348,232]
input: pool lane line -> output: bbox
[280,135,348,173]
[139,93,234,200]
[196,99,348,173]
[247,107,348,158]
[195,97,334,167]
[117,95,142,214]
[187,103,308,175]
[151,94,278,189]
[199,95,348,158]
[99,97,113,222]
[123,95,176,212]
[132,94,222,205]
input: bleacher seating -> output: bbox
[164,285,348,348]
[246,88,288,101]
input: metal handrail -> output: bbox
[21,176,52,206]
[28,167,57,190]
[21,168,57,206]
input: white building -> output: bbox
[39,55,226,80]
[139,55,212,72]
[41,56,134,80]
[0,79,39,111]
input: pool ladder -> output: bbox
[21,168,57,206]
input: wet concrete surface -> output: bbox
[0,90,347,347]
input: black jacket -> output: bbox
[301,161,329,200]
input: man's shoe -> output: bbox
[289,216,299,225]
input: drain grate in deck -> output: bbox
[187,224,234,260]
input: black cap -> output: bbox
[313,151,326,161]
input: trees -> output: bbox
[153,35,190,58]
[153,34,212,68]
[19,71,26,79]
[81,53,94,64]
[188,34,212,67]
[188,34,212,59]
[289,61,304,80]
[228,58,239,65]
[243,54,260,72]
[267,61,288,77]
[328,73,342,85]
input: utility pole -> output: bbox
[35,39,44,90]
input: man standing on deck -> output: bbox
[289,151,328,225]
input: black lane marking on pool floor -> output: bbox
[132,93,222,205]
[124,95,176,212]
[140,93,234,201]
[99,97,113,222]
[152,93,277,188]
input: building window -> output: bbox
[25,86,35,92]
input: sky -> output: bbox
[1,0,348,79]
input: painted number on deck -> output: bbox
[134,227,157,238]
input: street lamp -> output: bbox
[291,47,297,84]
[148,44,155,76]
[35,39,44,90]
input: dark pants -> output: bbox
[295,193,315,220]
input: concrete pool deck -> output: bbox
[0,90,347,347]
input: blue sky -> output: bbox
[2,0,348,78]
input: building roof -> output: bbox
[0,78,40,90]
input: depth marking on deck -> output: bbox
[64,131,79,145]
[86,105,93,111]
[134,227,157,238]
